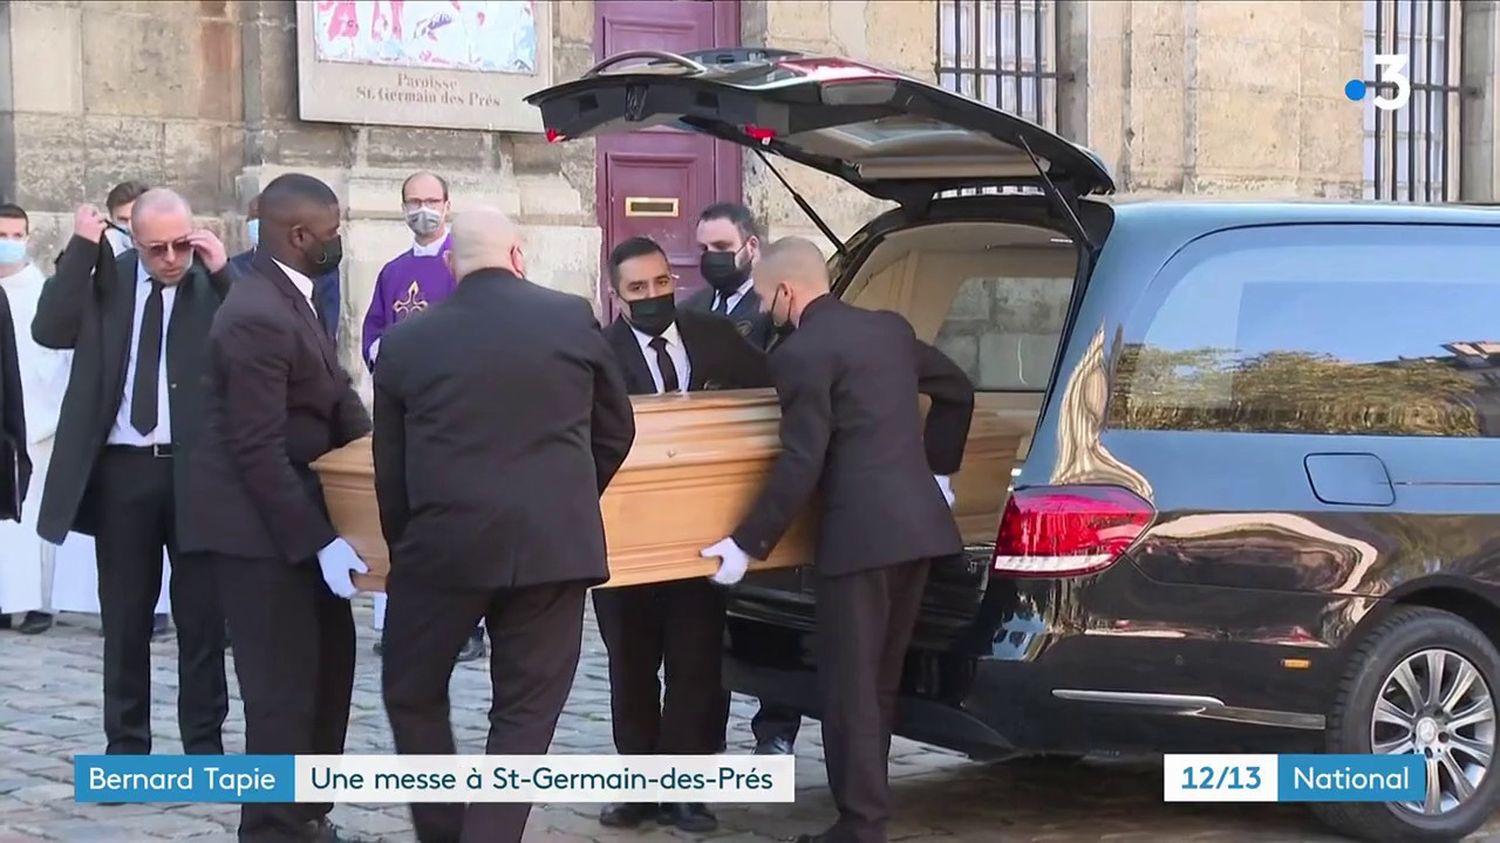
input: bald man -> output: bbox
[181,173,370,843]
[700,237,975,843]
[374,208,634,843]
[33,191,231,758]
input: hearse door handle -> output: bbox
[1304,453,1396,507]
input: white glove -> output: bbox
[701,537,751,586]
[934,474,956,510]
[317,537,369,599]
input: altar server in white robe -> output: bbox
[0,203,71,634]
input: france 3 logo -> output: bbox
[1345,54,1412,111]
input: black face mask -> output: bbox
[700,249,750,294]
[626,292,676,337]
[769,286,795,341]
[309,234,343,270]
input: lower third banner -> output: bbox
[74,755,796,804]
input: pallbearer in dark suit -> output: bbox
[688,202,801,754]
[375,208,635,843]
[700,238,974,843]
[33,192,230,757]
[594,237,770,834]
[180,174,371,843]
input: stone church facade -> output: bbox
[3,0,1499,392]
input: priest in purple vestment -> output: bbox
[361,172,457,369]
[360,171,486,663]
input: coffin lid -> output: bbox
[524,48,1116,204]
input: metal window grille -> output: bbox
[1363,0,1468,201]
[937,0,1062,196]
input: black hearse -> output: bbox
[529,48,1500,842]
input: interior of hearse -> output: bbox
[836,219,1080,520]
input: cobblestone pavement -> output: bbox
[2,599,1497,842]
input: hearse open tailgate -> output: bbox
[524,49,1115,202]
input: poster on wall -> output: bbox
[297,0,551,133]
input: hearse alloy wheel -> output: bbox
[1315,607,1500,842]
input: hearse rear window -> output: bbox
[1108,224,1500,437]
[935,275,1072,391]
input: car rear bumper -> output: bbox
[724,560,1367,759]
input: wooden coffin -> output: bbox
[311,388,1022,592]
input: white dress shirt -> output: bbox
[713,278,754,315]
[107,260,178,446]
[630,322,690,394]
[273,258,318,318]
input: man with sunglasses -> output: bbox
[32,190,232,760]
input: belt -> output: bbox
[105,443,173,458]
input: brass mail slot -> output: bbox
[625,197,679,217]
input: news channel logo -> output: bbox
[1346,54,1412,111]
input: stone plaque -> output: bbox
[295,1,551,133]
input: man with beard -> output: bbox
[594,236,769,833]
[687,203,773,351]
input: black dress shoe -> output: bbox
[18,611,53,635]
[657,802,718,833]
[754,735,794,755]
[456,628,485,662]
[599,801,656,828]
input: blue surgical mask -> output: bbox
[246,218,260,247]
[0,239,27,265]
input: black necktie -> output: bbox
[130,280,164,435]
[714,294,730,316]
[649,336,680,394]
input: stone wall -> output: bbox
[5,0,1499,388]
[1072,0,1366,198]
[935,275,1074,392]
[0,0,599,398]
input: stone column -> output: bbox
[1461,1,1500,201]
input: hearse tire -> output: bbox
[1311,607,1500,843]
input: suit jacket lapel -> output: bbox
[606,318,654,395]
[729,289,759,321]
[101,251,138,418]
[253,252,341,375]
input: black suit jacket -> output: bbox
[372,269,635,591]
[606,308,771,397]
[731,296,975,577]
[179,251,371,564]
[0,287,30,522]
[32,236,230,543]
[684,285,773,351]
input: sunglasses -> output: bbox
[141,238,193,259]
